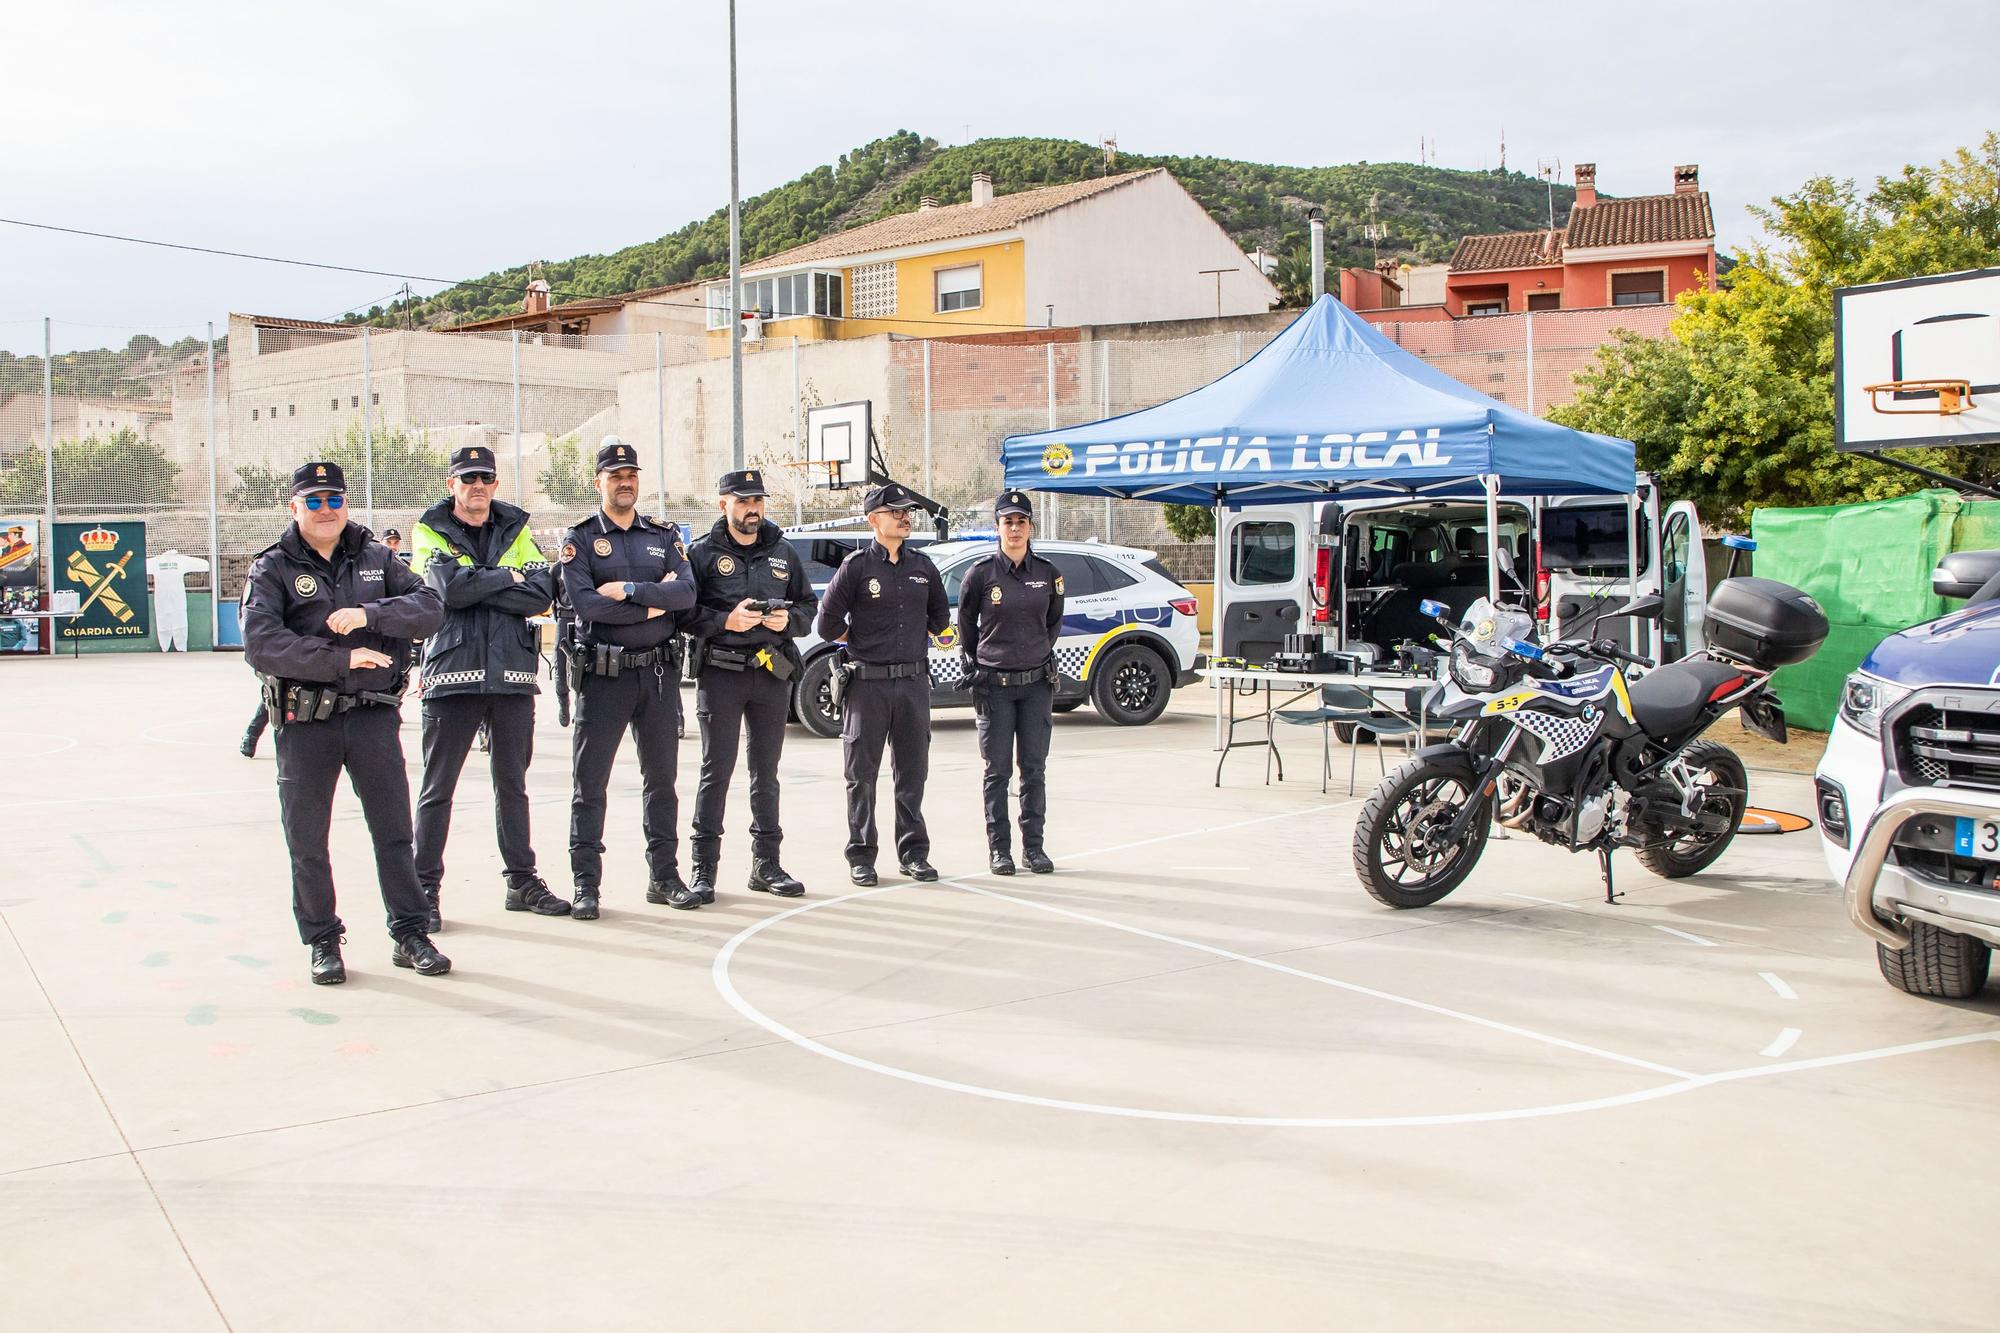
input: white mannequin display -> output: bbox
[146,549,209,652]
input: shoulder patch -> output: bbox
[560,541,577,564]
[1055,574,1065,595]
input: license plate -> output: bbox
[1955,817,2000,860]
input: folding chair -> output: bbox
[1276,684,1408,795]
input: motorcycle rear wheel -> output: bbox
[1353,757,1490,909]
[1634,741,1748,879]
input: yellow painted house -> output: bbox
[703,167,1278,349]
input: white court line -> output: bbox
[1173,865,1249,871]
[1506,893,1568,906]
[0,733,78,759]
[1760,972,1798,1001]
[1650,925,1719,948]
[714,900,2000,1128]
[1762,1027,1803,1058]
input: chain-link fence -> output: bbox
[0,303,1672,646]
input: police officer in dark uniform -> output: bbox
[814,483,950,885]
[682,468,818,905]
[409,445,569,929]
[242,461,449,984]
[557,436,698,920]
[957,490,1065,876]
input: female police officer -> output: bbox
[242,461,448,984]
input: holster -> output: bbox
[752,645,796,681]
[827,652,852,710]
[686,636,707,676]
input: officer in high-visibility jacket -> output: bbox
[408,445,568,931]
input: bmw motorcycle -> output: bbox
[1351,558,1827,909]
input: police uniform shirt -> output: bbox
[683,517,818,651]
[815,540,950,665]
[557,511,696,649]
[243,522,444,692]
[956,547,1065,670]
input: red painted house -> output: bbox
[1442,163,1716,316]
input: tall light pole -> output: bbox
[728,0,745,470]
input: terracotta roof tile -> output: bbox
[743,169,1164,272]
[1449,229,1564,273]
[1564,191,1714,248]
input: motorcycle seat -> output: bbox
[1626,658,1747,741]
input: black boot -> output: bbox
[422,886,442,933]
[899,858,940,882]
[392,933,451,976]
[571,887,600,921]
[648,870,700,910]
[989,848,1017,876]
[1023,847,1055,875]
[748,860,804,897]
[691,863,718,904]
[309,936,346,985]
[505,877,572,917]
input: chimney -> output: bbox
[918,195,938,211]
[1573,163,1597,209]
[523,278,551,314]
[1674,163,1700,195]
[971,171,993,208]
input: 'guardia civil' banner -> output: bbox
[54,521,150,649]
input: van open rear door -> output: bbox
[1658,500,1708,662]
[1216,504,1312,663]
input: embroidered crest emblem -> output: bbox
[867,577,882,597]
[717,555,737,575]
[1055,575,1065,595]
[560,542,576,563]
[294,574,318,596]
[593,538,613,558]
[989,585,1003,603]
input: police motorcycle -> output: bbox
[1351,543,1827,908]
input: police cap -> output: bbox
[596,436,641,473]
[382,528,401,540]
[863,483,921,514]
[449,445,498,478]
[995,490,1034,519]
[291,461,347,495]
[718,468,769,498]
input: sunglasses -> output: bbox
[301,493,345,511]
[457,472,498,486]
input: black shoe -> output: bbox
[849,864,878,887]
[1024,848,1055,875]
[691,864,717,904]
[900,859,940,882]
[392,933,451,976]
[505,877,572,917]
[648,872,701,910]
[239,734,258,758]
[422,887,442,934]
[989,849,1016,876]
[309,936,346,985]
[749,860,804,897]
[571,888,600,921]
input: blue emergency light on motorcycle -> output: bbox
[1500,636,1545,660]
[1419,599,1449,619]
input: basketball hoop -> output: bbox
[1863,378,1976,415]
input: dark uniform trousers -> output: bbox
[275,703,432,944]
[977,679,1054,852]
[842,674,931,867]
[570,664,681,888]
[416,693,537,893]
[693,666,789,867]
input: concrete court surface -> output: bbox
[3,653,1996,1332]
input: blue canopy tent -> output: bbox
[1000,294,1639,605]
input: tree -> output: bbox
[226,463,292,510]
[1163,503,1215,542]
[0,428,180,513]
[318,419,449,507]
[1552,135,2000,525]
[537,433,596,505]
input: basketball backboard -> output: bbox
[1835,267,2000,451]
[805,400,875,490]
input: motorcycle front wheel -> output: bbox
[1353,757,1491,909]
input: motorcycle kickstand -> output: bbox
[1597,846,1622,905]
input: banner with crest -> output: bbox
[53,522,150,650]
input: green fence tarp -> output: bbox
[1752,490,2000,731]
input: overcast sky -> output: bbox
[4,0,1995,354]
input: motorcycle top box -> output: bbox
[1703,577,1829,669]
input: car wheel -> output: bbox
[1877,920,1992,999]
[795,653,843,739]
[1089,642,1171,726]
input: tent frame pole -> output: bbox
[1213,491,1227,751]
[1484,475,1501,605]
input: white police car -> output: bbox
[790,537,1202,736]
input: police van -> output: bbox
[790,536,1202,737]
[1215,478,1711,667]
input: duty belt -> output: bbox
[988,664,1053,687]
[851,660,924,681]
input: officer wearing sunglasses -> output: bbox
[242,460,448,985]
[408,446,569,930]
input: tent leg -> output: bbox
[1213,500,1227,751]
[1484,475,1501,605]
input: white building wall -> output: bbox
[1021,172,1279,327]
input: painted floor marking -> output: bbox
[1760,972,1799,1000]
[1650,924,1720,948]
[1762,1028,1803,1058]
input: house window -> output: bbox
[371,393,380,406]
[251,409,259,421]
[851,262,895,319]
[270,405,279,418]
[1465,299,1505,316]
[705,270,848,328]
[1526,291,1561,311]
[351,395,359,408]
[288,404,296,417]
[936,264,982,313]
[1611,270,1666,306]
[330,398,339,411]
[815,271,844,320]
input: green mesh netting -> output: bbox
[1751,489,2000,731]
